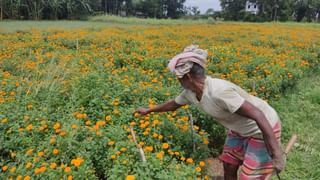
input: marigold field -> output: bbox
[0,23,319,179]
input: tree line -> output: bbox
[220,0,320,22]
[0,0,187,20]
[0,0,319,22]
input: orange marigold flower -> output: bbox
[64,166,71,173]
[126,175,135,180]
[156,151,164,160]
[199,161,206,167]
[2,165,8,172]
[53,122,61,130]
[37,151,44,157]
[71,157,84,167]
[105,115,112,121]
[195,166,201,172]
[162,143,169,149]
[144,146,153,152]
[53,149,59,155]
[50,163,57,169]
[186,158,193,164]
[108,141,115,146]
[25,124,33,131]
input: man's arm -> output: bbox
[235,100,284,172]
[136,99,183,115]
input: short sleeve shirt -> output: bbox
[175,76,279,137]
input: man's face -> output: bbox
[177,74,195,91]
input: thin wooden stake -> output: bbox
[130,126,146,162]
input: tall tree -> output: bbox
[220,0,247,20]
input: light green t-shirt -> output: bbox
[175,76,280,137]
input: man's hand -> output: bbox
[273,152,285,173]
[136,107,150,116]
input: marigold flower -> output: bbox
[186,158,193,164]
[105,115,112,121]
[53,149,59,155]
[126,175,135,180]
[64,166,71,173]
[50,163,57,169]
[2,165,8,172]
[26,162,32,169]
[195,166,201,172]
[162,143,169,149]
[71,157,84,167]
[199,161,206,167]
[108,141,115,146]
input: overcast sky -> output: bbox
[184,0,222,13]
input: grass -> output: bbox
[1,16,319,33]
[271,72,320,179]
[89,15,212,25]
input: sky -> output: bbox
[184,0,222,14]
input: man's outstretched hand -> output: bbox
[135,107,150,116]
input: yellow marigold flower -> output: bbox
[34,167,41,174]
[50,163,57,169]
[152,133,158,138]
[126,175,135,180]
[144,146,153,152]
[158,135,163,140]
[130,122,136,126]
[1,118,8,123]
[60,163,65,169]
[50,137,56,145]
[37,151,44,157]
[186,158,193,164]
[113,109,119,114]
[26,162,32,169]
[16,175,22,180]
[111,155,116,159]
[108,141,115,146]
[156,151,164,160]
[24,176,31,180]
[96,120,106,126]
[39,166,46,173]
[68,175,73,180]
[10,166,16,173]
[162,143,169,149]
[195,166,201,172]
[85,120,91,126]
[23,115,30,121]
[71,124,78,129]
[64,166,71,173]
[120,148,127,152]
[181,157,186,161]
[53,149,59,155]
[152,119,160,126]
[174,151,180,156]
[105,115,112,121]
[199,161,206,167]
[115,151,121,155]
[71,157,84,167]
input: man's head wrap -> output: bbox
[168,44,207,78]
